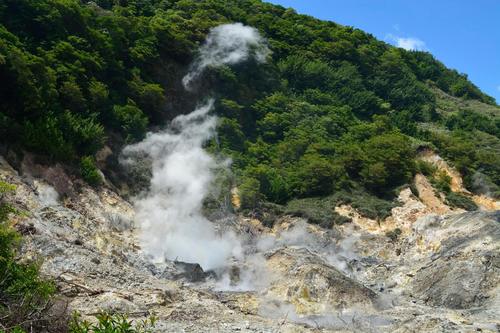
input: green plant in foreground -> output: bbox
[70,312,157,333]
[0,181,56,332]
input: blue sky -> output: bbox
[267,0,500,103]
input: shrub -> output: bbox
[22,116,74,161]
[351,198,395,220]
[69,312,157,333]
[80,156,102,186]
[445,192,478,211]
[293,153,337,197]
[128,76,165,121]
[415,160,437,176]
[22,111,106,160]
[284,187,398,227]
[385,228,402,242]
[218,117,246,151]
[60,112,106,156]
[112,102,148,142]
[285,196,351,229]
[244,165,289,204]
[360,133,416,193]
[432,171,452,193]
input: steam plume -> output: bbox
[122,100,241,270]
[122,23,269,271]
[182,23,270,89]
[36,182,59,207]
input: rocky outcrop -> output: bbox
[414,173,452,214]
[418,150,500,210]
[409,211,500,309]
[264,247,378,313]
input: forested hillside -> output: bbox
[1,0,499,210]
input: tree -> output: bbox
[239,176,261,209]
[360,133,415,193]
[112,101,148,142]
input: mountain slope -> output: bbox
[0,0,498,209]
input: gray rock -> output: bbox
[169,261,217,282]
[2,156,499,332]
[410,211,500,309]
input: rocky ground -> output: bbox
[1,154,499,332]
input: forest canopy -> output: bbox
[0,0,498,207]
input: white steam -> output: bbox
[215,254,271,292]
[122,101,241,270]
[213,221,361,292]
[182,23,270,89]
[471,171,496,197]
[36,182,59,207]
[122,23,269,271]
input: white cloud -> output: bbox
[386,34,427,51]
[396,37,426,51]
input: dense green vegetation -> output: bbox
[0,0,498,211]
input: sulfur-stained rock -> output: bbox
[264,247,378,315]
